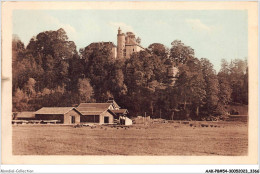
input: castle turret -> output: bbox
[118,27,122,34]
[117,27,125,59]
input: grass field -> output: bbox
[12,121,248,156]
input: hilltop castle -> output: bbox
[89,28,144,60]
[116,27,144,59]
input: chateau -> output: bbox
[116,27,144,59]
[89,28,144,60]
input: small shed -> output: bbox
[35,107,81,124]
[111,109,132,125]
[124,117,133,125]
[118,116,132,125]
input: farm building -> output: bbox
[13,112,35,120]
[112,109,131,125]
[14,100,132,125]
[77,101,132,125]
[106,99,120,109]
[119,116,132,125]
[112,109,128,117]
[77,103,117,124]
[35,107,81,124]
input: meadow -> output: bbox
[12,121,247,156]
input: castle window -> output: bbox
[123,49,126,57]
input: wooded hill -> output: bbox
[12,28,248,120]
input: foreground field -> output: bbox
[13,121,247,155]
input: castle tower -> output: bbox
[117,27,125,59]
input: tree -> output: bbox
[170,40,194,65]
[24,78,36,98]
[242,67,248,104]
[42,88,51,96]
[67,56,84,92]
[12,29,79,111]
[229,59,247,104]
[174,58,206,119]
[26,28,78,91]
[218,59,232,106]
[200,58,219,115]
[13,88,29,111]
[109,68,127,97]
[217,58,248,106]
[78,78,94,102]
[27,28,77,60]
[218,76,232,105]
[148,43,169,58]
[220,59,229,75]
[80,43,115,102]
[12,35,25,92]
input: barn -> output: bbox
[34,107,81,124]
[77,103,117,124]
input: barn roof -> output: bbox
[35,107,75,115]
[77,107,104,112]
[78,111,104,116]
[77,103,112,110]
[77,103,117,116]
[112,109,128,114]
[16,112,35,119]
[106,99,120,109]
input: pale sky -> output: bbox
[13,10,248,71]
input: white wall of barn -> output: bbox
[99,111,114,124]
[64,109,81,124]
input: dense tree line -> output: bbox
[12,28,248,120]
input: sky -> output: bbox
[13,10,248,71]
